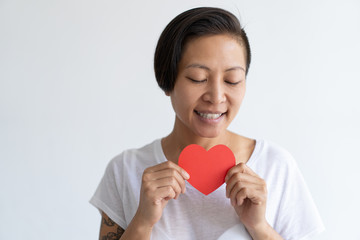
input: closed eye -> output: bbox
[187,77,207,83]
[225,80,242,85]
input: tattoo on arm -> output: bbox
[117,226,125,235]
[101,226,125,240]
[103,216,115,227]
[100,214,125,240]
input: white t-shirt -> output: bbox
[90,139,324,240]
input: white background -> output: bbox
[1,0,359,239]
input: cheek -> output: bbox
[171,88,196,113]
[177,84,198,102]
[229,88,246,108]
[238,90,246,103]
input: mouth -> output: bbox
[194,110,226,120]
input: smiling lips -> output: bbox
[194,110,226,120]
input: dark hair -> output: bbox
[154,7,251,93]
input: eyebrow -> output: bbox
[185,63,245,72]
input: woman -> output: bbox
[90,7,324,240]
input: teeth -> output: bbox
[197,112,223,119]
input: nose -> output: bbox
[202,78,226,104]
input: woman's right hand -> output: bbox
[134,161,190,228]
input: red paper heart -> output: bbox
[178,144,236,195]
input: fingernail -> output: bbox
[183,171,190,179]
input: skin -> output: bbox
[99,34,284,240]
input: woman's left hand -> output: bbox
[225,162,268,231]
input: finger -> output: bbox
[235,187,264,206]
[147,161,190,180]
[225,172,263,198]
[153,186,177,204]
[225,163,246,182]
[144,168,187,194]
[234,188,247,206]
[228,181,259,205]
[225,162,259,182]
[241,164,260,178]
[152,177,183,198]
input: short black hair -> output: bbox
[154,7,251,93]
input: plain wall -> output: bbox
[1,0,359,239]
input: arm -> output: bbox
[246,222,284,240]
[99,211,124,240]
[99,212,153,240]
[98,161,189,240]
[225,163,284,240]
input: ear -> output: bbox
[165,91,171,96]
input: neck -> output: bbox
[162,117,232,163]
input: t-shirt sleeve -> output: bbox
[90,155,127,229]
[274,155,325,240]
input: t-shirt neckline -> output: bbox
[154,138,263,167]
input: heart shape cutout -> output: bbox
[178,144,236,195]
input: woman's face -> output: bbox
[168,34,247,138]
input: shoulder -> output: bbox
[255,140,296,164]
[105,139,161,174]
[255,140,325,238]
[249,139,300,178]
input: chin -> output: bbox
[194,128,224,139]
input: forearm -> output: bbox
[120,213,153,240]
[246,222,284,240]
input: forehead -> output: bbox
[179,34,246,70]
